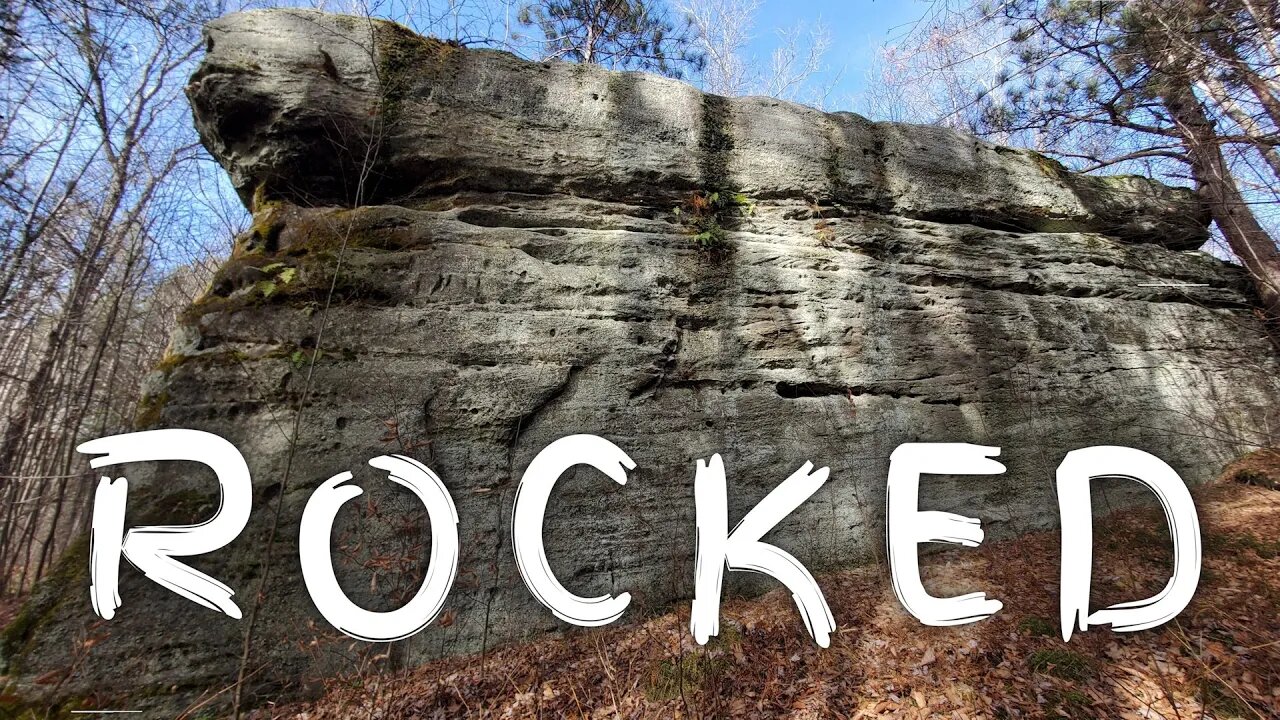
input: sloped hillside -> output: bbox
[9,8,1280,712]
[270,452,1280,720]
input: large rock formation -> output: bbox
[5,9,1278,713]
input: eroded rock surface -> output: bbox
[6,9,1278,713]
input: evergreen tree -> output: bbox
[983,0,1280,328]
[519,0,704,79]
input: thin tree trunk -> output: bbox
[1197,74,1280,180]
[1161,82,1280,329]
[1202,31,1280,129]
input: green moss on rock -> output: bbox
[1,534,90,675]
[244,205,286,254]
[373,20,458,127]
[179,207,414,327]
[134,391,170,429]
[697,94,734,193]
[1028,150,1069,180]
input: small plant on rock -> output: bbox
[674,190,753,252]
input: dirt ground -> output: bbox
[255,449,1280,720]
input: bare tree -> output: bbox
[678,0,757,95]
[763,20,838,107]
[679,0,840,107]
[0,0,237,594]
[861,6,1016,138]
[310,0,522,47]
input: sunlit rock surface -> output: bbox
[7,9,1277,713]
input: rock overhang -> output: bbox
[6,8,1277,715]
[188,8,1209,249]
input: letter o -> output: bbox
[300,455,459,642]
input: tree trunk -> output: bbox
[1161,82,1280,332]
[1197,74,1280,181]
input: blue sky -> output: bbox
[745,0,929,106]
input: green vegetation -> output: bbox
[1028,648,1093,681]
[1,534,90,675]
[1197,679,1253,720]
[823,141,843,194]
[373,20,458,127]
[674,190,753,252]
[1028,150,1069,180]
[1043,687,1093,719]
[1232,467,1278,490]
[134,391,170,429]
[644,627,738,702]
[1205,529,1280,560]
[697,94,734,191]
[139,342,346,388]
[253,262,297,299]
[177,208,410,327]
[645,652,727,702]
[246,200,285,250]
[1017,616,1055,637]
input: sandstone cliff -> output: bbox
[4,9,1278,713]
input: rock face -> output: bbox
[6,8,1279,713]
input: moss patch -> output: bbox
[1220,448,1280,491]
[1028,150,1069,180]
[1028,648,1093,681]
[373,20,458,128]
[1018,615,1056,637]
[1197,679,1253,719]
[184,207,418,326]
[1232,467,1278,490]
[242,203,286,254]
[1043,687,1092,718]
[684,93,754,254]
[179,249,387,326]
[642,626,738,703]
[134,488,219,527]
[644,652,727,703]
[134,391,170,430]
[697,94,734,193]
[1205,528,1280,559]
[823,126,846,198]
[0,534,90,675]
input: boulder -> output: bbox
[5,9,1276,714]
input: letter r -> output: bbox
[78,429,252,620]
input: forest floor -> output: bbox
[270,451,1280,720]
